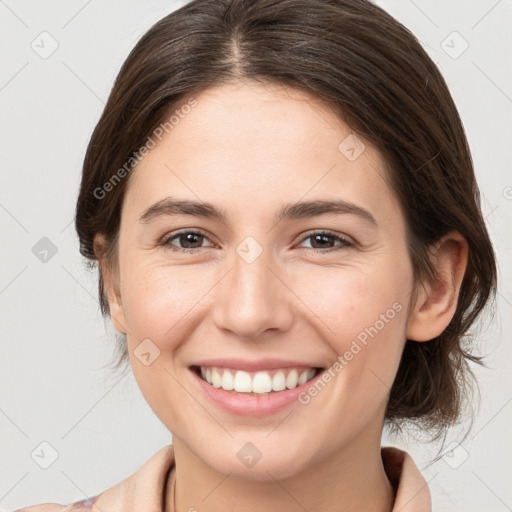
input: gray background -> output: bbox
[1,1,511,510]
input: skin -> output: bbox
[95,80,468,512]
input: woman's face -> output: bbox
[107,81,416,479]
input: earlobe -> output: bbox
[94,234,127,335]
[406,231,468,342]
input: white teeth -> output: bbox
[286,369,298,389]
[272,371,286,391]
[234,370,252,392]
[199,366,318,394]
[211,367,222,388]
[221,369,234,390]
[252,372,272,393]
[298,369,310,386]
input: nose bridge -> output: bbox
[213,235,292,339]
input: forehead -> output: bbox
[123,81,397,226]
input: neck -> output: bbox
[167,427,394,512]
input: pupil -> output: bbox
[313,234,331,248]
[181,233,202,248]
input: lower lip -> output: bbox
[189,367,325,417]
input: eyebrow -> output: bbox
[138,196,378,226]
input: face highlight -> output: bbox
[104,81,416,480]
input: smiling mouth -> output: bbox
[190,365,323,395]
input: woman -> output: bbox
[15,0,497,510]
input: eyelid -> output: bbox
[160,228,217,251]
[295,229,355,250]
[161,228,355,253]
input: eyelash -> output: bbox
[160,229,354,254]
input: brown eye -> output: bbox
[299,230,353,252]
[162,230,214,252]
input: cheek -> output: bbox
[294,260,410,340]
[120,263,208,414]
[122,261,207,342]
[292,255,412,389]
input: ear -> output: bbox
[406,231,468,342]
[93,233,127,335]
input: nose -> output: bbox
[212,243,294,340]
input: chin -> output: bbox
[203,445,310,482]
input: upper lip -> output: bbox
[191,358,323,372]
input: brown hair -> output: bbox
[75,0,497,436]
